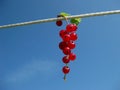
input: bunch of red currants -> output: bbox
[56,16,78,80]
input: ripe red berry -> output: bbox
[56,20,62,26]
[62,56,70,64]
[62,66,70,74]
[59,41,67,50]
[66,24,77,32]
[62,34,71,42]
[59,30,68,38]
[69,53,76,61]
[70,32,78,41]
[67,41,76,49]
[72,24,78,31]
[63,47,71,55]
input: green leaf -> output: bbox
[70,18,82,25]
[60,12,70,16]
[74,22,79,26]
[71,18,81,23]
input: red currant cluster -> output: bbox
[56,16,78,80]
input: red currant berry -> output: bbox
[66,24,77,32]
[59,41,67,50]
[59,30,68,38]
[62,66,70,74]
[62,34,71,42]
[70,32,78,41]
[72,24,78,31]
[68,41,76,49]
[62,56,70,64]
[63,47,71,55]
[69,53,76,61]
[56,20,62,26]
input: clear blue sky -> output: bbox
[0,0,120,90]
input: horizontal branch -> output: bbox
[0,10,120,29]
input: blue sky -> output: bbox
[0,0,120,90]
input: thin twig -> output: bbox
[0,10,120,29]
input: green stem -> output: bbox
[63,74,66,81]
[59,15,69,25]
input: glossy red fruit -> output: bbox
[56,20,62,26]
[70,32,78,41]
[72,24,78,31]
[59,41,67,50]
[63,47,71,55]
[62,66,70,74]
[66,24,77,32]
[59,30,68,38]
[62,34,71,42]
[69,53,76,61]
[68,41,76,49]
[62,56,70,64]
